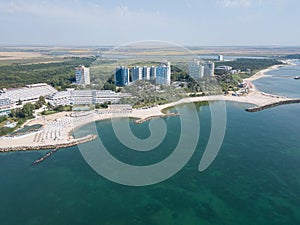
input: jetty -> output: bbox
[33,147,59,165]
[246,99,300,112]
[134,113,179,124]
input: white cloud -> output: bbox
[218,0,251,8]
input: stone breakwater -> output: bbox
[246,99,300,112]
[0,134,97,152]
[134,113,179,124]
[33,147,59,165]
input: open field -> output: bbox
[1,45,300,60]
[0,51,44,60]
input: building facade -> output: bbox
[203,61,215,77]
[75,65,90,85]
[218,55,224,61]
[142,66,150,80]
[189,60,205,80]
[115,66,130,87]
[0,83,57,105]
[48,89,131,106]
[150,66,156,80]
[115,61,171,86]
[131,66,142,82]
[214,65,233,75]
[155,62,171,85]
[189,60,214,78]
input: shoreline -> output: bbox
[0,61,299,153]
[245,59,295,83]
[0,134,96,153]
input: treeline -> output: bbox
[10,103,35,119]
[41,104,72,115]
[0,57,96,90]
[282,54,300,59]
[11,97,46,119]
[215,58,282,73]
[120,81,186,108]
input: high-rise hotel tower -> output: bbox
[75,65,90,85]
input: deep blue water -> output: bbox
[1,59,300,225]
[0,101,300,225]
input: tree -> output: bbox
[0,116,7,123]
[17,99,22,105]
[38,96,46,105]
[10,109,16,118]
[22,103,35,118]
[95,103,101,109]
[103,82,116,91]
[35,96,46,109]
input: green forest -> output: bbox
[215,58,282,73]
[0,57,96,90]
[282,54,300,59]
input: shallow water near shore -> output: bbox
[253,59,300,98]
[0,101,300,225]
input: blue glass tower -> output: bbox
[115,66,129,87]
[155,62,171,85]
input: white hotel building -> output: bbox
[47,89,131,106]
[0,83,57,115]
[0,83,57,107]
[0,83,131,115]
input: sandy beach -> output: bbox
[0,62,298,152]
[245,60,295,82]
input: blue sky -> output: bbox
[0,0,299,46]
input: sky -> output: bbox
[0,0,299,46]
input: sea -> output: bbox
[253,59,300,98]
[0,61,300,225]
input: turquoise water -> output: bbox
[0,101,300,225]
[253,60,300,98]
